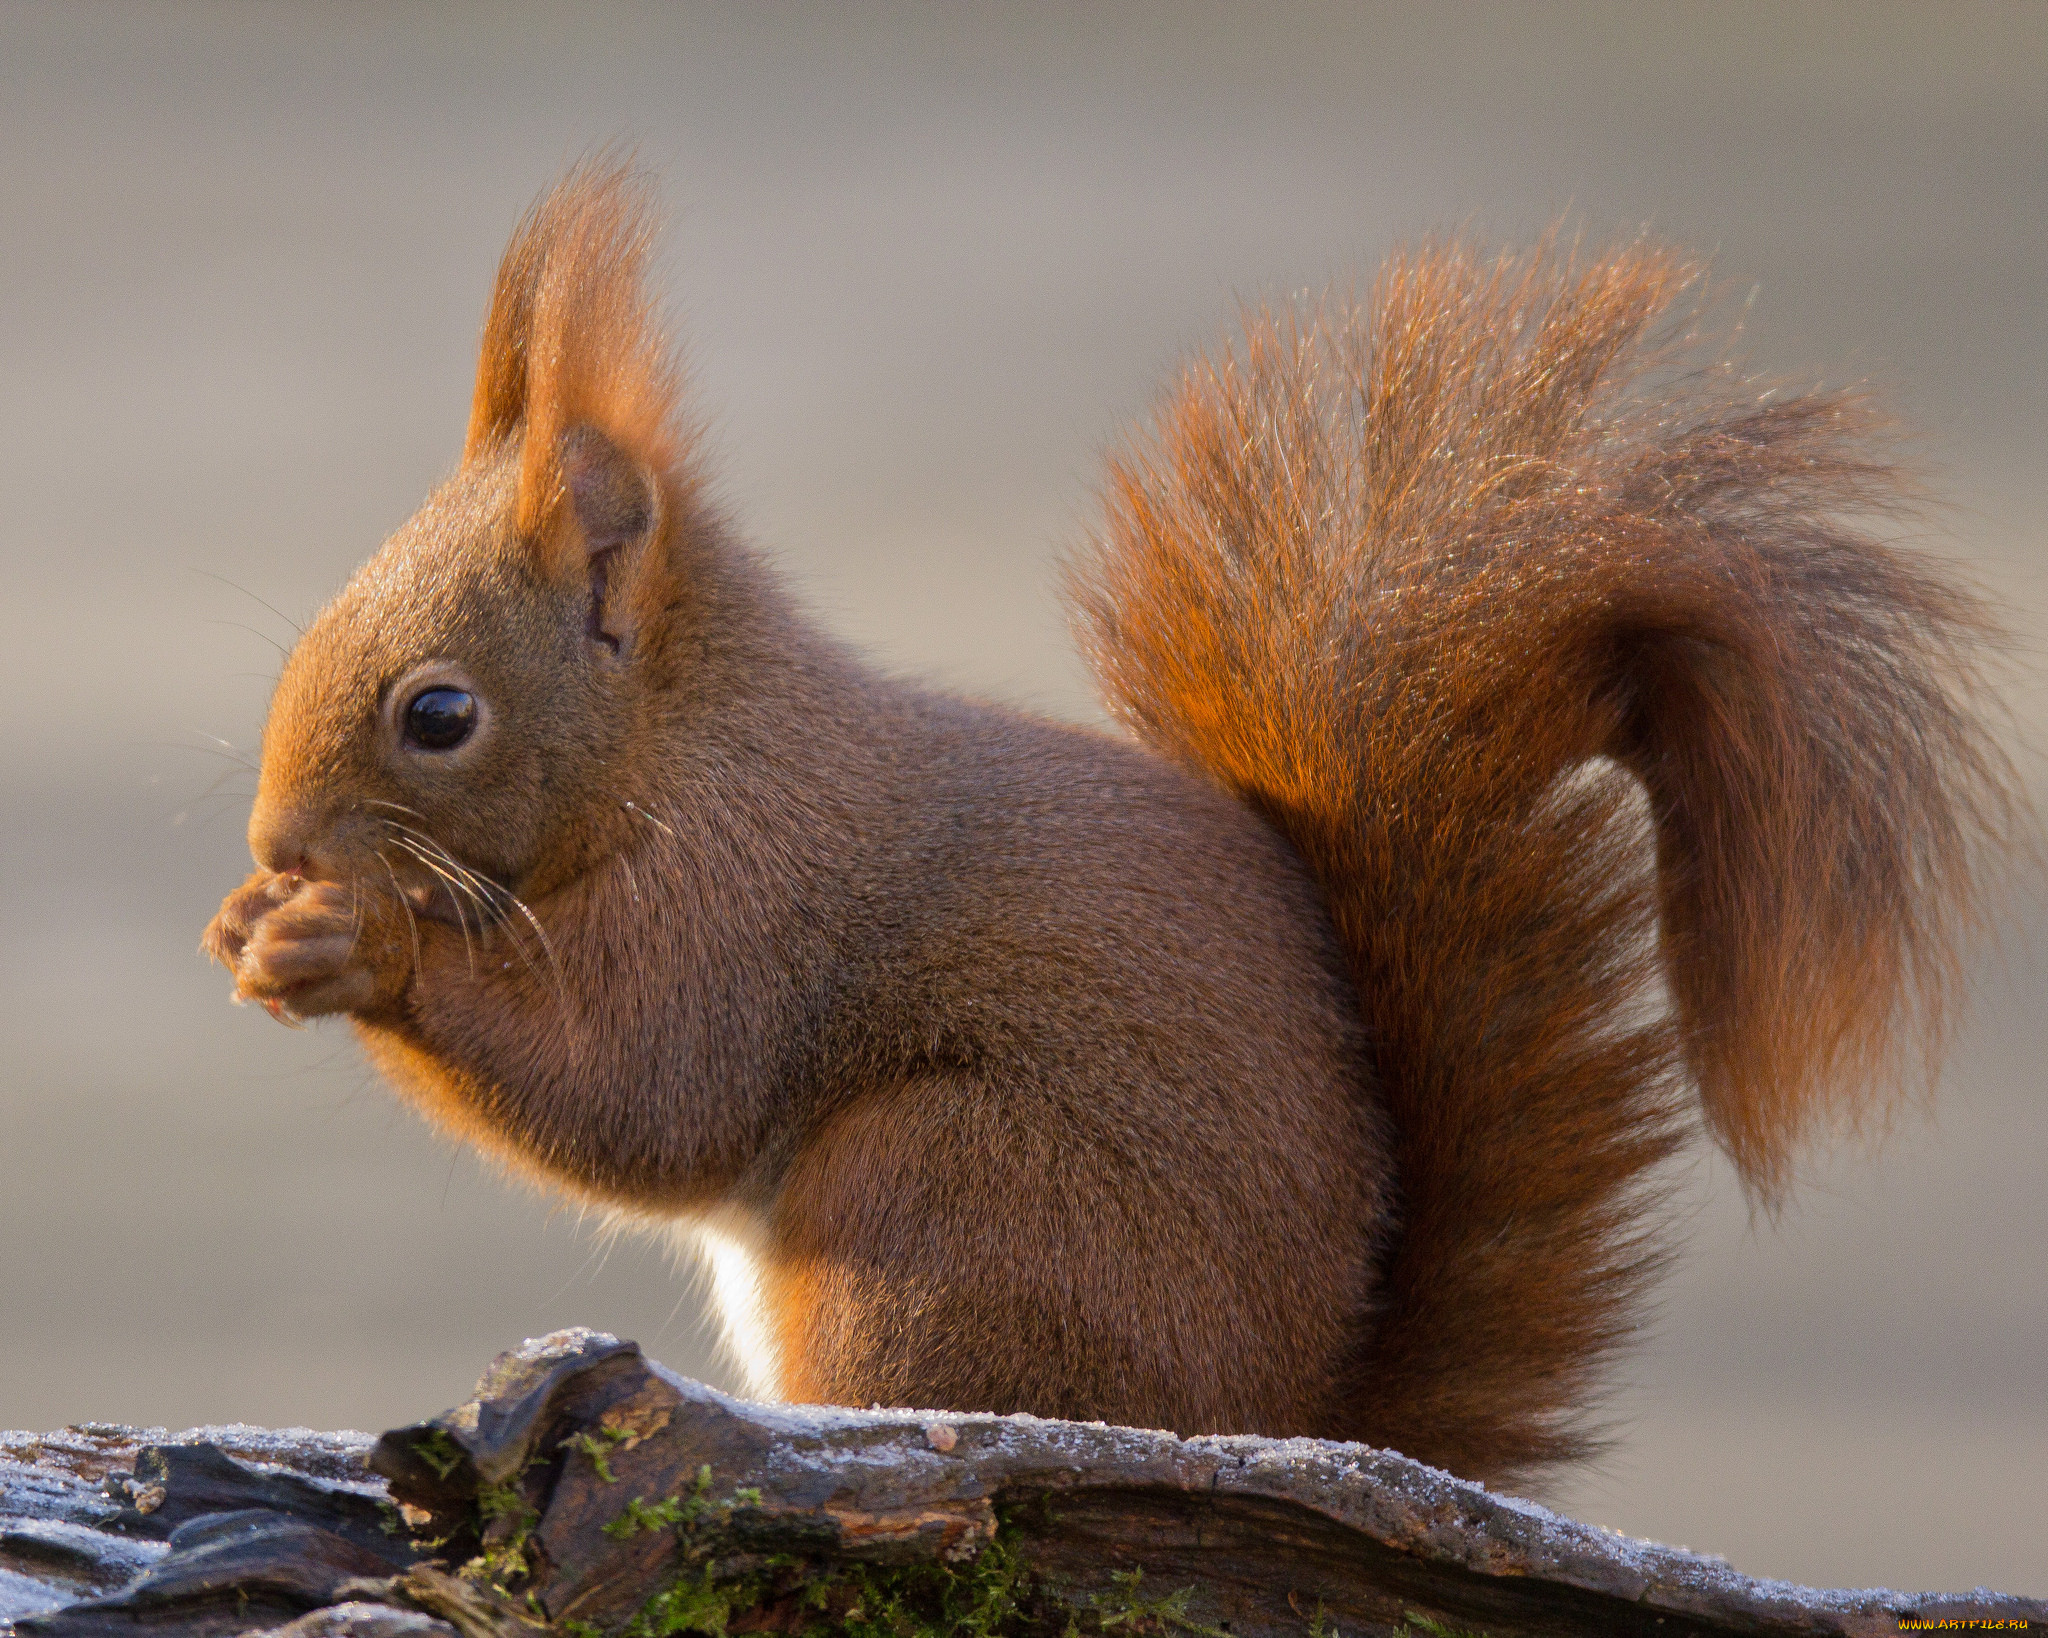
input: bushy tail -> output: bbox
[1066,235,2022,1484]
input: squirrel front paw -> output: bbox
[203,870,409,1021]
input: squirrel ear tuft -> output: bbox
[463,196,547,463]
[462,156,686,542]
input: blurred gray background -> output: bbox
[1,0,2042,1595]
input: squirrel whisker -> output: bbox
[621,799,676,839]
[190,567,305,638]
[381,823,503,919]
[375,818,574,1028]
[166,734,261,774]
[390,834,479,977]
[370,847,423,979]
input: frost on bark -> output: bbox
[4,1331,2041,1638]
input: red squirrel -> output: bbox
[201,163,2020,1486]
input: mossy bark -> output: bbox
[6,1332,2043,1638]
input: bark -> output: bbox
[4,1331,2040,1638]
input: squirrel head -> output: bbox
[250,161,696,902]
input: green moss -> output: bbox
[601,1464,758,1541]
[469,1476,545,1584]
[617,1561,769,1638]
[479,1480,541,1531]
[441,1456,1325,1638]
[604,1494,691,1540]
[568,1428,634,1485]
[1399,1614,1492,1638]
[823,1529,1030,1638]
[1075,1568,1229,1638]
[584,1474,1034,1638]
[411,1427,468,1481]
[587,1514,1295,1638]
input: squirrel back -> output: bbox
[204,168,2020,1487]
[1068,237,2021,1475]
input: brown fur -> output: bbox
[202,167,2019,1486]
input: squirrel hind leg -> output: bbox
[756,1069,1372,1437]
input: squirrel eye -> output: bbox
[403,687,478,751]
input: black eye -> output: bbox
[404,687,477,751]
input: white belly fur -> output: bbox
[663,1209,783,1402]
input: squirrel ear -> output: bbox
[562,424,655,556]
[467,160,690,653]
[465,159,684,503]
[552,423,665,655]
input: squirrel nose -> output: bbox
[249,803,335,879]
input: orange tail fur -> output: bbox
[1068,235,2021,1481]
